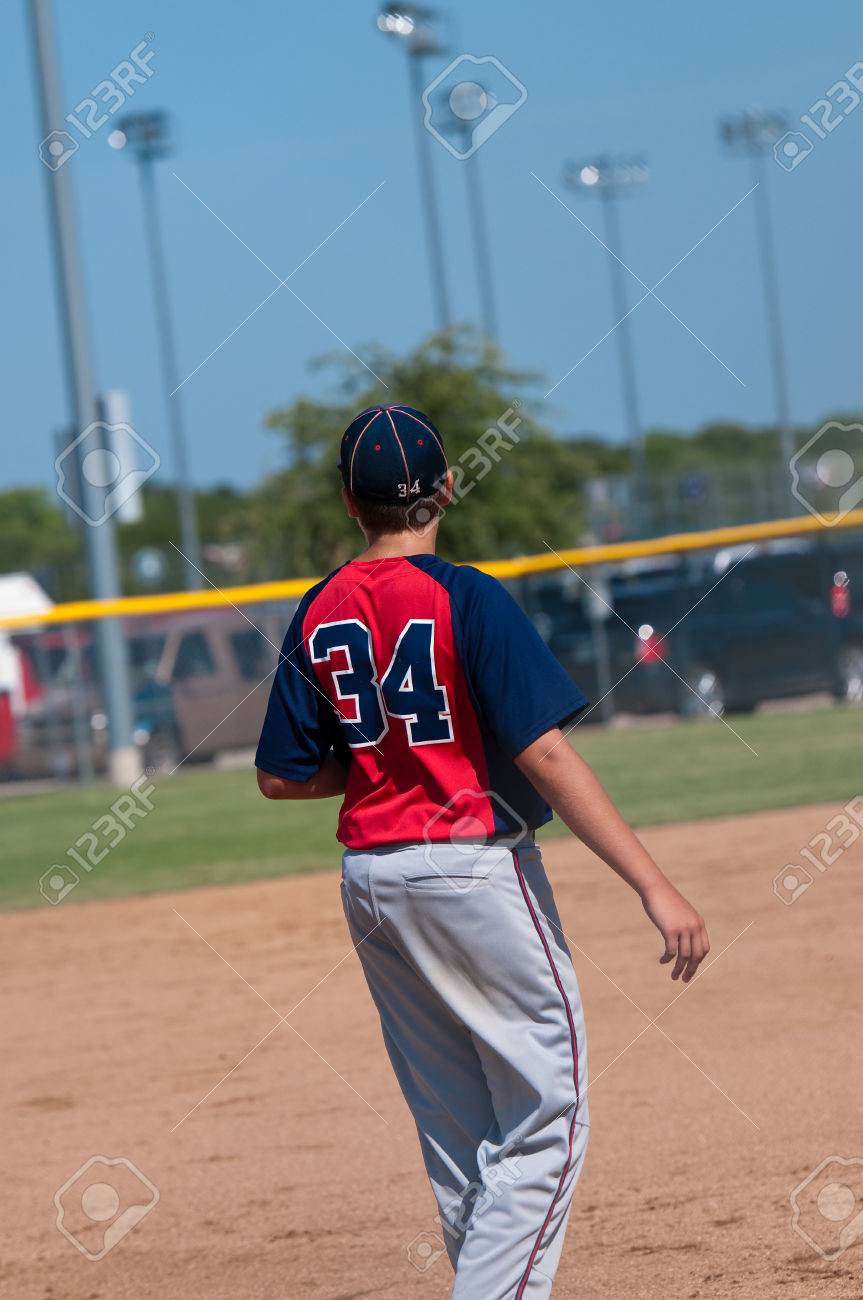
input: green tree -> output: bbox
[0,484,249,601]
[0,488,83,600]
[642,421,783,470]
[252,328,591,575]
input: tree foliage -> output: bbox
[4,328,860,600]
[0,488,83,600]
[251,328,589,574]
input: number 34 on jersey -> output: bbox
[309,618,454,749]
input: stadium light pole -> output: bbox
[465,149,498,340]
[445,94,498,341]
[719,109,795,476]
[377,4,452,332]
[563,156,649,533]
[26,0,139,786]
[111,110,202,587]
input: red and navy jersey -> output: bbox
[255,555,588,849]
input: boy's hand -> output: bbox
[514,731,710,983]
[640,878,709,982]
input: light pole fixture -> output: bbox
[377,4,452,332]
[719,108,795,475]
[111,109,203,586]
[563,155,649,532]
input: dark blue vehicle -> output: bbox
[522,535,863,718]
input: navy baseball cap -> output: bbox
[339,405,448,505]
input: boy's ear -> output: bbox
[342,485,360,519]
[438,469,455,507]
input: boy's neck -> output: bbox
[356,528,438,562]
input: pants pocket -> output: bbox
[403,871,490,893]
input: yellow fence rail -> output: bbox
[2,507,862,631]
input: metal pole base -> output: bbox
[108,746,144,787]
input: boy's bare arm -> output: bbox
[515,728,709,983]
[257,750,348,801]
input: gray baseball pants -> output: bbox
[340,835,589,1298]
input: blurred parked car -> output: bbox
[522,535,863,718]
[126,613,279,769]
[5,610,280,779]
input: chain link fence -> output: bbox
[587,464,800,541]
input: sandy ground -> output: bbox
[3,802,863,1300]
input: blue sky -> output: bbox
[4,0,861,492]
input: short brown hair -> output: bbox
[349,491,444,536]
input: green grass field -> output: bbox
[3,705,859,912]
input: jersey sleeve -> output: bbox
[255,599,339,781]
[454,567,589,758]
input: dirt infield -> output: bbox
[3,802,862,1299]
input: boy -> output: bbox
[255,404,709,1298]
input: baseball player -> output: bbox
[255,405,709,1298]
